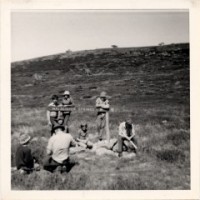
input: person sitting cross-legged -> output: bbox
[118,115,138,157]
[76,122,93,149]
[43,124,77,173]
[15,133,40,174]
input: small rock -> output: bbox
[175,81,180,85]
[41,137,48,142]
[31,137,38,142]
[70,146,86,154]
[122,152,136,159]
[162,120,168,124]
[95,148,116,156]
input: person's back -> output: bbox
[16,144,34,170]
[47,131,75,164]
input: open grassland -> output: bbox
[11,43,190,190]
[11,103,190,190]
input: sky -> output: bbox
[11,10,189,62]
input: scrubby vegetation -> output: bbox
[11,43,190,190]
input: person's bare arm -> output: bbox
[70,137,77,147]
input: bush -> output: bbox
[156,149,185,163]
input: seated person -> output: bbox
[76,122,93,149]
[118,115,138,157]
[15,133,39,174]
[43,124,76,173]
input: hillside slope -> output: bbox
[11,43,189,108]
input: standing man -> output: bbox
[60,90,74,133]
[43,124,77,173]
[95,91,110,141]
[47,95,60,135]
[118,115,137,157]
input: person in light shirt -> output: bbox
[60,90,74,133]
[43,124,76,173]
[118,115,137,157]
[95,91,110,141]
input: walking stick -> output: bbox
[129,140,138,150]
[105,111,110,143]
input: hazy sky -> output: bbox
[11,10,189,62]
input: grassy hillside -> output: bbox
[11,43,190,190]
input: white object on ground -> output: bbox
[70,146,86,154]
[95,147,117,156]
[122,152,136,159]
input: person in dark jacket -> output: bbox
[15,133,34,174]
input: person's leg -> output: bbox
[96,114,102,140]
[130,137,138,153]
[63,114,70,133]
[99,113,106,140]
[50,117,57,135]
[62,158,75,173]
[77,141,87,148]
[43,157,59,172]
[118,135,124,155]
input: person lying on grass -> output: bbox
[43,124,77,173]
[15,133,40,174]
[76,122,93,149]
[118,114,138,157]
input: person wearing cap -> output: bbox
[118,115,137,157]
[60,90,74,133]
[47,95,61,134]
[15,133,34,174]
[43,124,77,173]
[95,91,110,141]
[76,122,93,149]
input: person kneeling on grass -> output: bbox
[118,115,138,157]
[43,124,77,173]
[15,133,40,174]
[76,122,93,149]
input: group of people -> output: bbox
[14,90,137,174]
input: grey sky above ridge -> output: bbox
[11,10,189,62]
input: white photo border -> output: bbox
[1,0,200,199]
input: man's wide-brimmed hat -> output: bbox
[63,90,70,96]
[19,133,31,144]
[100,91,107,97]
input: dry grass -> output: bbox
[11,103,190,190]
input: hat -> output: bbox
[100,91,107,97]
[63,91,70,96]
[19,133,31,144]
[51,95,58,100]
[80,121,87,127]
[52,124,65,133]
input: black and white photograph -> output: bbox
[10,10,191,190]
[1,1,200,198]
